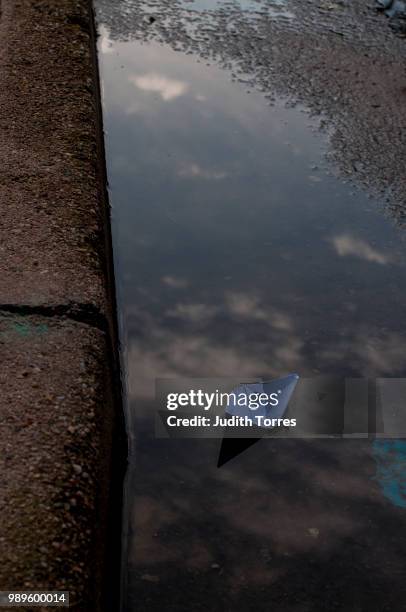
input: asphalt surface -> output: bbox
[96,1,406,610]
[0,1,123,610]
[98,0,406,221]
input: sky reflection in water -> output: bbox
[103,39,406,394]
[98,24,406,612]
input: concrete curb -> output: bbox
[0,1,125,610]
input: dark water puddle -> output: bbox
[97,6,406,611]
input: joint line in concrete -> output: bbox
[0,303,108,332]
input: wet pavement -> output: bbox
[96,1,406,610]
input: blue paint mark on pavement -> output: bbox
[372,440,406,508]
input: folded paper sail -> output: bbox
[225,374,299,427]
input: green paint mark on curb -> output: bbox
[12,322,49,336]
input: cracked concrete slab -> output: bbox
[0,313,115,610]
[0,0,107,311]
[0,0,123,610]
